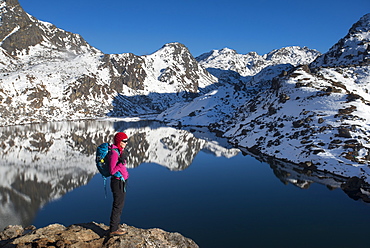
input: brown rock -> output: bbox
[0,225,24,240]
[0,222,199,248]
[337,127,352,138]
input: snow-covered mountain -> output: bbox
[219,14,370,183]
[158,13,370,185]
[196,46,320,78]
[157,46,321,126]
[0,0,217,126]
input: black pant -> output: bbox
[109,177,126,232]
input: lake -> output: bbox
[1,119,370,248]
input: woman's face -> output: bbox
[120,139,128,149]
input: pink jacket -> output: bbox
[108,144,129,180]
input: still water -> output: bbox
[1,119,370,248]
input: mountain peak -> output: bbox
[349,13,370,34]
[0,0,96,56]
[219,48,238,54]
[0,0,217,126]
[161,42,186,49]
[311,13,370,68]
[156,42,190,55]
[197,46,320,78]
[264,46,320,65]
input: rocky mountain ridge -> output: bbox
[196,46,321,78]
[0,0,217,126]
[157,46,321,127]
[157,13,370,184]
[216,13,370,183]
[311,13,370,68]
[0,0,325,128]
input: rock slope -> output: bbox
[159,13,370,184]
[158,46,321,127]
[0,0,216,126]
[219,13,370,182]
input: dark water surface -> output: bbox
[1,120,370,248]
[34,152,370,248]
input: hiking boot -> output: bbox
[110,229,127,236]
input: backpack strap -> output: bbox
[109,147,120,155]
[108,147,126,184]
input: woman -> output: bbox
[108,132,130,236]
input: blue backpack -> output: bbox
[96,143,125,195]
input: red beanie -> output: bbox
[114,132,128,147]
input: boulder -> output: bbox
[0,222,199,248]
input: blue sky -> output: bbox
[18,0,370,57]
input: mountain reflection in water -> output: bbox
[0,119,239,230]
[0,119,369,247]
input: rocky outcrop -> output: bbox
[0,222,199,248]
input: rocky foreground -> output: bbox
[0,222,199,248]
